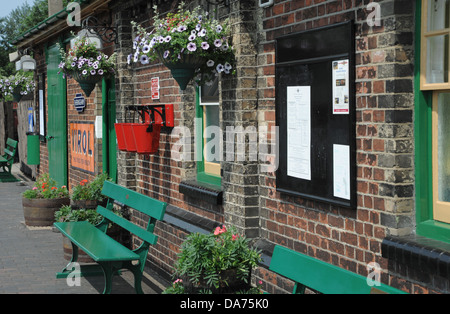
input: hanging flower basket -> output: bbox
[130,3,235,89]
[72,72,103,97]
[158,52,205,90]
[12,87,23,102]
[0,71,36,102]
[57,37,116,97]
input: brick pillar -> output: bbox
[112,4,137,189]
[355,1,415,237]
[222,0,260,238]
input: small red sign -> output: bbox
[151,77,160,100]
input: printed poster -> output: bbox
[332,59,349,114]
[333,144,350,200]
[287,86,311,181]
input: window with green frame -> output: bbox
[196,77,221,186]
[416,0,450,242]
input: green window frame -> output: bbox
[416,0,450,242]
[196,80,222,187]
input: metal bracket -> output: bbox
[125,105,174,132]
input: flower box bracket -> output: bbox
[125,104,174,132]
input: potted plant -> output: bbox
[70,172,111,209]
[22,173,70,227]
[130,2,235,90]
[57,37,117,97]
[0,71,36,102]
[163,225,262,294]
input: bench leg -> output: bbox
[99,262,114,294]
[130,266,144,294]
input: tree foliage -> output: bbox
[0,0,71,76]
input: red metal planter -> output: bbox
[114,123,127,151]
[131,124,161,154]
[115,123,161,154]
[122,123,137,152]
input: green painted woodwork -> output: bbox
[102,78,117,182]
[46,43,68,187]
[195,87,222,187]
[55,221,140,262]
[0,138,18,174]
[54,181,167,294]
[413,0,450,243]
[269,245,407,294]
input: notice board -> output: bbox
[275,21,356,208]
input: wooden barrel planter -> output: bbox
[22,197,70,227]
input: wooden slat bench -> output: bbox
[54,181,167,294]
[0,138,18,174]
[269,245,407,294]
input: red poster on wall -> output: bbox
[70,122,95,174]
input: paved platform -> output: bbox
[0,165,170,294]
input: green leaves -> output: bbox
[172,225,262,293]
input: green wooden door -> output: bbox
[102,78,117,182]
[47,44,68,186]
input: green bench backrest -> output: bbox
[97,181,167,245]
[3,138,18,160]
[269,245,406,294]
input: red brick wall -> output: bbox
[256,0,416,293]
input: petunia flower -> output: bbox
[187,42,197,52]
[140,55,150,64]
[201,42,209,50]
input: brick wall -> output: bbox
[256,0,417,293]
[108,0,446,293]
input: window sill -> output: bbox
[179,180,223,205]
[382,234,450,278]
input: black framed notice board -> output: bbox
[275,21,356,209]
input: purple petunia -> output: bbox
[140,55,149,64]
[214,39,222,47]
[82,70,88,75]
[187,42,197,52]
[90,70,96,75]
[189,34,196,41]
[98,69,104,75]
[201,42,210,50]
[163,50,170,59]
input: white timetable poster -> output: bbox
[333,144,350,200]
[287,86,311,181]
[332,59,350,114]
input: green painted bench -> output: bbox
[269,245,407,294]
[54,181,167,294]
[0,138,18,174]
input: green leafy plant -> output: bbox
[71,172,111,201]
[54,205,103,225]
[165,225,262,294]
[22,173,69,200]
